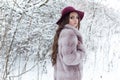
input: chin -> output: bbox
[71,24,77,28]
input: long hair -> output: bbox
[51,12,81,66]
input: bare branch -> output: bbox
[9,61,38,78]
[39,0,49,7]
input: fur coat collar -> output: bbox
[64,24,83,43]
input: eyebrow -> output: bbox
[69,15,79,18]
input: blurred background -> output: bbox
[0,0,120,80]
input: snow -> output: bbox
[0,0,120,80]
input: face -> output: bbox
[69,12,79,28]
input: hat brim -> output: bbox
[56,10,84,25]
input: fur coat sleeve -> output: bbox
[59,27,85,66]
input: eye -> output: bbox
[69,15,79,20]
[77,16,79,19]
[70,16,74,19]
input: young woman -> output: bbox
[51,6,85,80]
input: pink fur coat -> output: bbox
[54,24,85,80]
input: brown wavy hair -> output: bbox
[51,12,80,66]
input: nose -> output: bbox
[74,18,78,22]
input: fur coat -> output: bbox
[54,24,85,80]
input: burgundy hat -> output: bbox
[56,6,84,24]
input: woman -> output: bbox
[51,6,85,80]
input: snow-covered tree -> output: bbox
[0,0,120,80]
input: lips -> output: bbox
[74,23,77,24]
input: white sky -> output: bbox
[87,0,120,11]
[101,0,120,11]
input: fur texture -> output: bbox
[54,24,85,80]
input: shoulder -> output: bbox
[60,28,75,37]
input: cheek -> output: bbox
[69,20,74,24]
